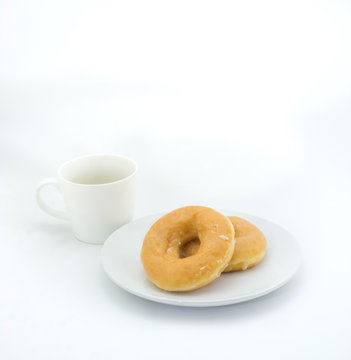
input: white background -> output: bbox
[1,0,351,359]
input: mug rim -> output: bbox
[57,153,138,187]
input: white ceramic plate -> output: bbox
[101,212,301,307]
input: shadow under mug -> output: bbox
[36,154,137,244]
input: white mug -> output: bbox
[36,154,137,244]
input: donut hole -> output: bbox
[179,237,201,258]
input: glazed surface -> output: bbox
[182,216,266,272]
[140,206,235,291]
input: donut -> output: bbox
[140,206,235,291]
[181,216,266,272]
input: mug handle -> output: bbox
[36,178,68,220]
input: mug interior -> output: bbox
[59,155,137,185]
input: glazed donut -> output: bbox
[140,206,235,291]
[181,216,266,272]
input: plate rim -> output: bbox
[101,211,301,307]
